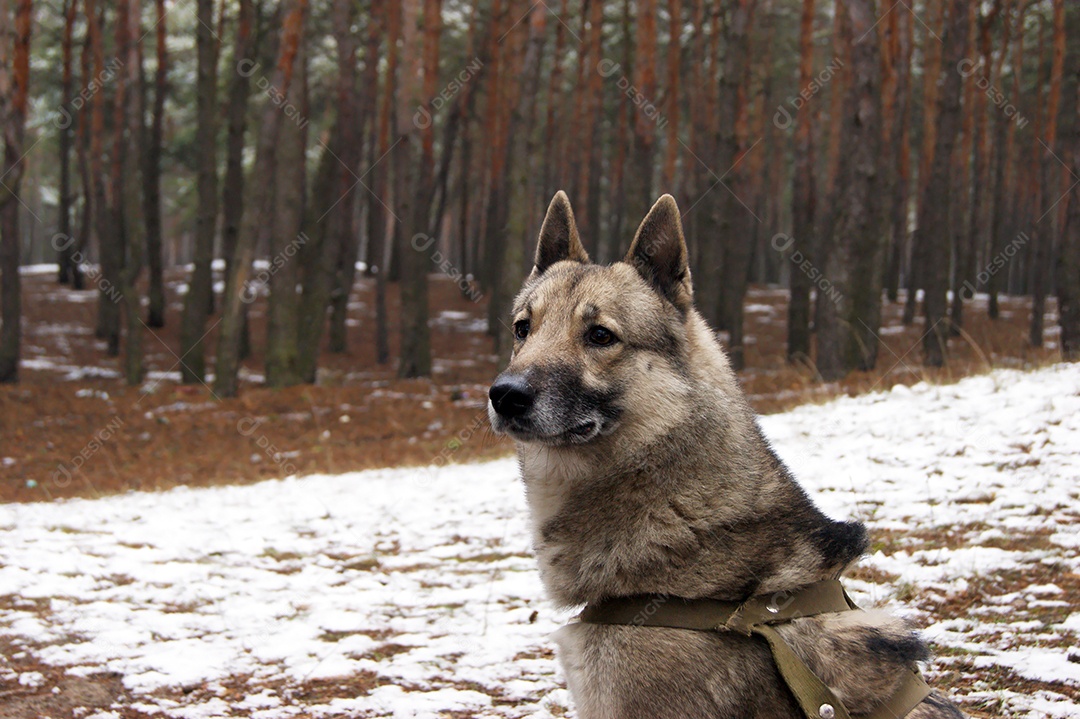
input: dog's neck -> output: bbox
[518,314,867,608]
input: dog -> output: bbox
[487,192,965,719]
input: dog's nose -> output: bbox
[489,375,535,418]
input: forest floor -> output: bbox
[0,264,1063,503]
[0,363,1078,718]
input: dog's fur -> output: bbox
[487,192,964,719]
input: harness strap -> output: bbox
[577,579,932,719]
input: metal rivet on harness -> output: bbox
[819,703,835,719]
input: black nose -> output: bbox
[489,375,535,419]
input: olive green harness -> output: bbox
[577,579,931,719]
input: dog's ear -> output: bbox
[625,194,693,311]
[533,191,590,275]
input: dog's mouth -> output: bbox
[496,417,610,445]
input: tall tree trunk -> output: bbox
[180,0,220,383]
[627,0,659,226]
[787,0,815,362]
[988,1,1018,319]
[72,24,91,292]
[904,0,945,325]
[57,0,77,286]
[884,8,913,302]
[394,0,437,378]
[86,0,112,345]
[918,0,969,367]
[371,1,400,366]
[948,1,978,335]
[815,0,884,380]
[219,0,256,356]
[1056,3,1080,360]
[118,0,145,386]
[265,40,307,388]
[143,0,167,328]
[214,0,308,398]
[954,2,1003,327]
[0,0,32,383]
[1030,0,1065,347]
[661,0,681,193]
[497,6,546,366]
[717,0,754,370]
[296,0,360,383]
[329,7,381,355]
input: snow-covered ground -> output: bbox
[1,364,1079,718]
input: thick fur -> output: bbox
[488,192,964,719]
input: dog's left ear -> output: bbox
[624,194,693,312]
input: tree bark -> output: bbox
[1030,0,1065,347]
[180,0,221,383]
[988,1,1016,319]
[393,0,437,378]
[1056,3,1080,360]
[717,0,755,370]
[0,0,31,383]
[884,8,913,302]
[296,0,359,383]
[815,0,884,380]
[329,4,381,355]
[143,0,167,328]
[627,0,659,226]
[918,0,969,367]
[57,0,77,286]
[265,39,307,388]
[118,0,145,386]
[787,0,816,362]
[903,0,945,325]
[214,0,308,398]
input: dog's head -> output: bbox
[488,191,703,448]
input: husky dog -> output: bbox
[487,192,964,719]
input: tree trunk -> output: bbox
[0,0,31,382]
[903,0,945,325]
[118,0,145,386]
[988,1,1018,320]
[180,0,220,383]
[498,6,546,366]
[329,6,381,355]
[143,0,167,328]
[296,0,360,383]
[57,0,77,286]
[787,0,815,362]
[214,0,308,398]
[884,9,913,303]
[1030,0,1065,347]
[815,0,884,380]
[918,0,969,367]
[371,1,400,366]
[1056,3,1080,359]
[717,0,754,370]
[627,0,659,227]
[265,40,307,388]
[220,0,256,357]
[948,2,978,335]
[395,0,438,378]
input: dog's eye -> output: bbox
[513,320,530,341]
[586,326,617,347]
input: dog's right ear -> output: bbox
[533,191,590,276]
[625,194,693,312]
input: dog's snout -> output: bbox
[489,375,535,419]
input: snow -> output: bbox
[1,364,1079,717]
